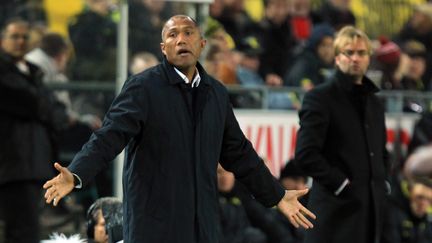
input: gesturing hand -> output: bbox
[43,162,74,206]
[277,189,316,229]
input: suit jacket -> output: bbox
[295,70,390,243]
[69,58,284,243]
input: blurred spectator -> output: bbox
[0,18,69,243]
[128,0,172,60]
[0,0,26,27]
[382,179,432,243]
[217,164,267,243]
[258,0,297,87]
[235,35,300,109]
[0,0,47,28]
[27,22,48,51]
[288,0,321,44]
[279,160,308,192]
[25,32,102,145]
[271,160,309,243]
[204,18,239,85]
[372,36,403,90]
[211,0,258,46]
[205,17,236,52]
[395,3,432,89]
[86,197,123,243]
[284,24,335,91]
[313,0,355,30]
[397,40,429,113]
[400,40,427,91]
[236,35,265,86]
[404,145,432,179]
[68,0,117,82]
[204,44,239,86]
[218,163,299,243]
[14,0,47,26]
[408,112,432,156]
[129,51,159,75]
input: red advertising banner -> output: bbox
[235,110,420,177]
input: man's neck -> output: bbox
[179,67,196,82]
[354,77,363,85]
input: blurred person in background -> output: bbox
[68,0,117,82]
[288,0,322,45]
[258,0,297,87]
[128,0,173,60]
[273,160,310,243]
[210,0,258,47]
[399,40,428,92]
[381,179,432,243]
[129,51,159,75]
[204,18,239,85]
[313,0,355,30]
[372,36,403,90]
[26,32,101,129]
[284,24,335,91]
[217,164,267,243]
[86,197,123,243]
[68,0,117,143]
[404,145,432,179]
[396,3,432,90]
[0,18,70,243]
[294,26,391,243]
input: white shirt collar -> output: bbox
[16,60,30,75]
[174,67,201,88]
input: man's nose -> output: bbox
[176,33,187,44]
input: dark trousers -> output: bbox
[0,181,41,243]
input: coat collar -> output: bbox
[334,68,380,94]
[162,57,210,87]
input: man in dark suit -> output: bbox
[43,15,315,243]
[294,26,390,243]
[0,19,69,243]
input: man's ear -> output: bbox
[160,42,166,56]
[335,54,340,66]
[200,39,207,49]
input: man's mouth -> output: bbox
[177,49,191,56]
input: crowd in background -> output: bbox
[1,0,432,242]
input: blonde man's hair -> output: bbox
[333,26,372,56]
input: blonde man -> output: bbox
[294,26,390,243]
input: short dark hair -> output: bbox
[40,33,68,57]
[1,17,29,38]
[86,197,123,240]
[161,15,200,41]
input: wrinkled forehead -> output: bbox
[2,22,29,36]
[162,16,199,37]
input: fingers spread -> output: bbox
[301,205,317,220]
[289,214,300,228]
[297,212,313,229]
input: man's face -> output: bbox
[94,210,109,243]
[1,23,29,59]
[410,183,432,218]
[317,36,334,65]
[335,39,370,79]
[160,17,206,72]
